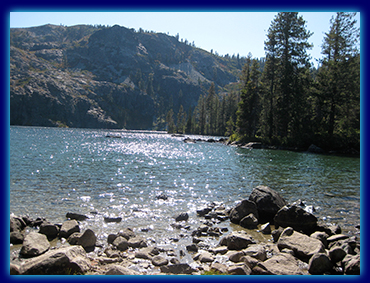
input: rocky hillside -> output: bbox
[10,24,244,129]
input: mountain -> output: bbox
[10,24,245,129]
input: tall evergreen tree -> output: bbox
[262,12,313,144]
[317,12,360,148]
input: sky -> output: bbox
[10,12,361,65]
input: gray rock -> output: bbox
[104,216,122,223]
[135,246,160,259]
[210,262,228,274]
[152,255,169,266]
[227,251,245,262]
[175,212,189,222]
[10,216,26,232]
[249,185,286,223]
[308,253,333,274]
[10,230,24,244]
[219,231,256,250]
[20,232,50,258]
[277,227,326,261]
[186,244,198,253]
[128,236,147,248]
[256,252,307,275]
[329,246,347,263]
[68,232,83,245]
[239,213,258,228]
[39,223,59,240]
[118,227,136,240]
[310,231,328,248]
[66,212,89,221]
[112,236,129,251]
[107,234,118,244]
[196,207,212,217]
[327,234,349,243]
[10,263,21,275]
[227,263,252,275]
[229,199,258,224]
[160,263,197,274]
[274,205,318,234]
[241,255,259,269]
[105,265,139,275]
[59,220,80,239]
[243,244,267,261]
[77,229,96,249]
[19,245,91,275]
[198,251,214,263]
[342,254,360,275]
[260,222,271,234]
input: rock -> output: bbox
[327,234,349,243]
[107,234,118,244]
[112,236,129,251]
[77,229,96,250]
[20,232,50,258]
[260,222,271,234]
[10,263,21,275]
[241,255,259,269]
[227,251,245,262]
[274,204,318,234]
[19,245,91,275]
[68,232,83,245]
[243,244,267,261]
[256,252,307,275]
[104,216,122,223]
[105,265,139,275]
[128,236,147,248]
[59,220,80,239]
[239,213,258,228]
[66,212,89,221]
[198,251,214,263]
[10,216,26,232]
[329,246,347,263]
[219,231,256,250]
[156,192,168,200]
[135,246,160,259]
[152,255,169,266]
[210,262,228,274]
[310,231,328,248]
[10,230,24,244]
[229,199,258,224]
[175,212,189,222]
[227,263,252,275]
[307,144,324,153]
[186,244,198,253]
[277,227,326,261]
[308,253,333,274]
[271,227,284,242]
[160,263,197,274]
[118,227,136,240]
[248,185,286,223]
[342,254,360,274]
[196,207,212,217]
[39,223,59,240]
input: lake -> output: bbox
[10,126,360,256]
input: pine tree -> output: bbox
[166,109,176,134]
[316,12,360,149]
[263,12,313,145]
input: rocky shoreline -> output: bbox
[10,186,360,275]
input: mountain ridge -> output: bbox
[10,24,245,129]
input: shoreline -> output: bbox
[10,186,360,275]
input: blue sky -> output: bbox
[10,12,361,65]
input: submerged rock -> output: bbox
[175,212,189,222]
[66,212,89,221]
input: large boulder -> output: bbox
[20,232,50,258]
[229,200,258,224]
[160,263,197,274]
[255,252,307,275]
[105,265,139,275]
[59,220,80,239]
[274,204,318,234]
[249,186,286,223]
[39,222,59,240]
[68,229,96,250]
[308,253,333,274]
[277,227,326,261]
[19,245,91,275]
[219,231,256,250]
